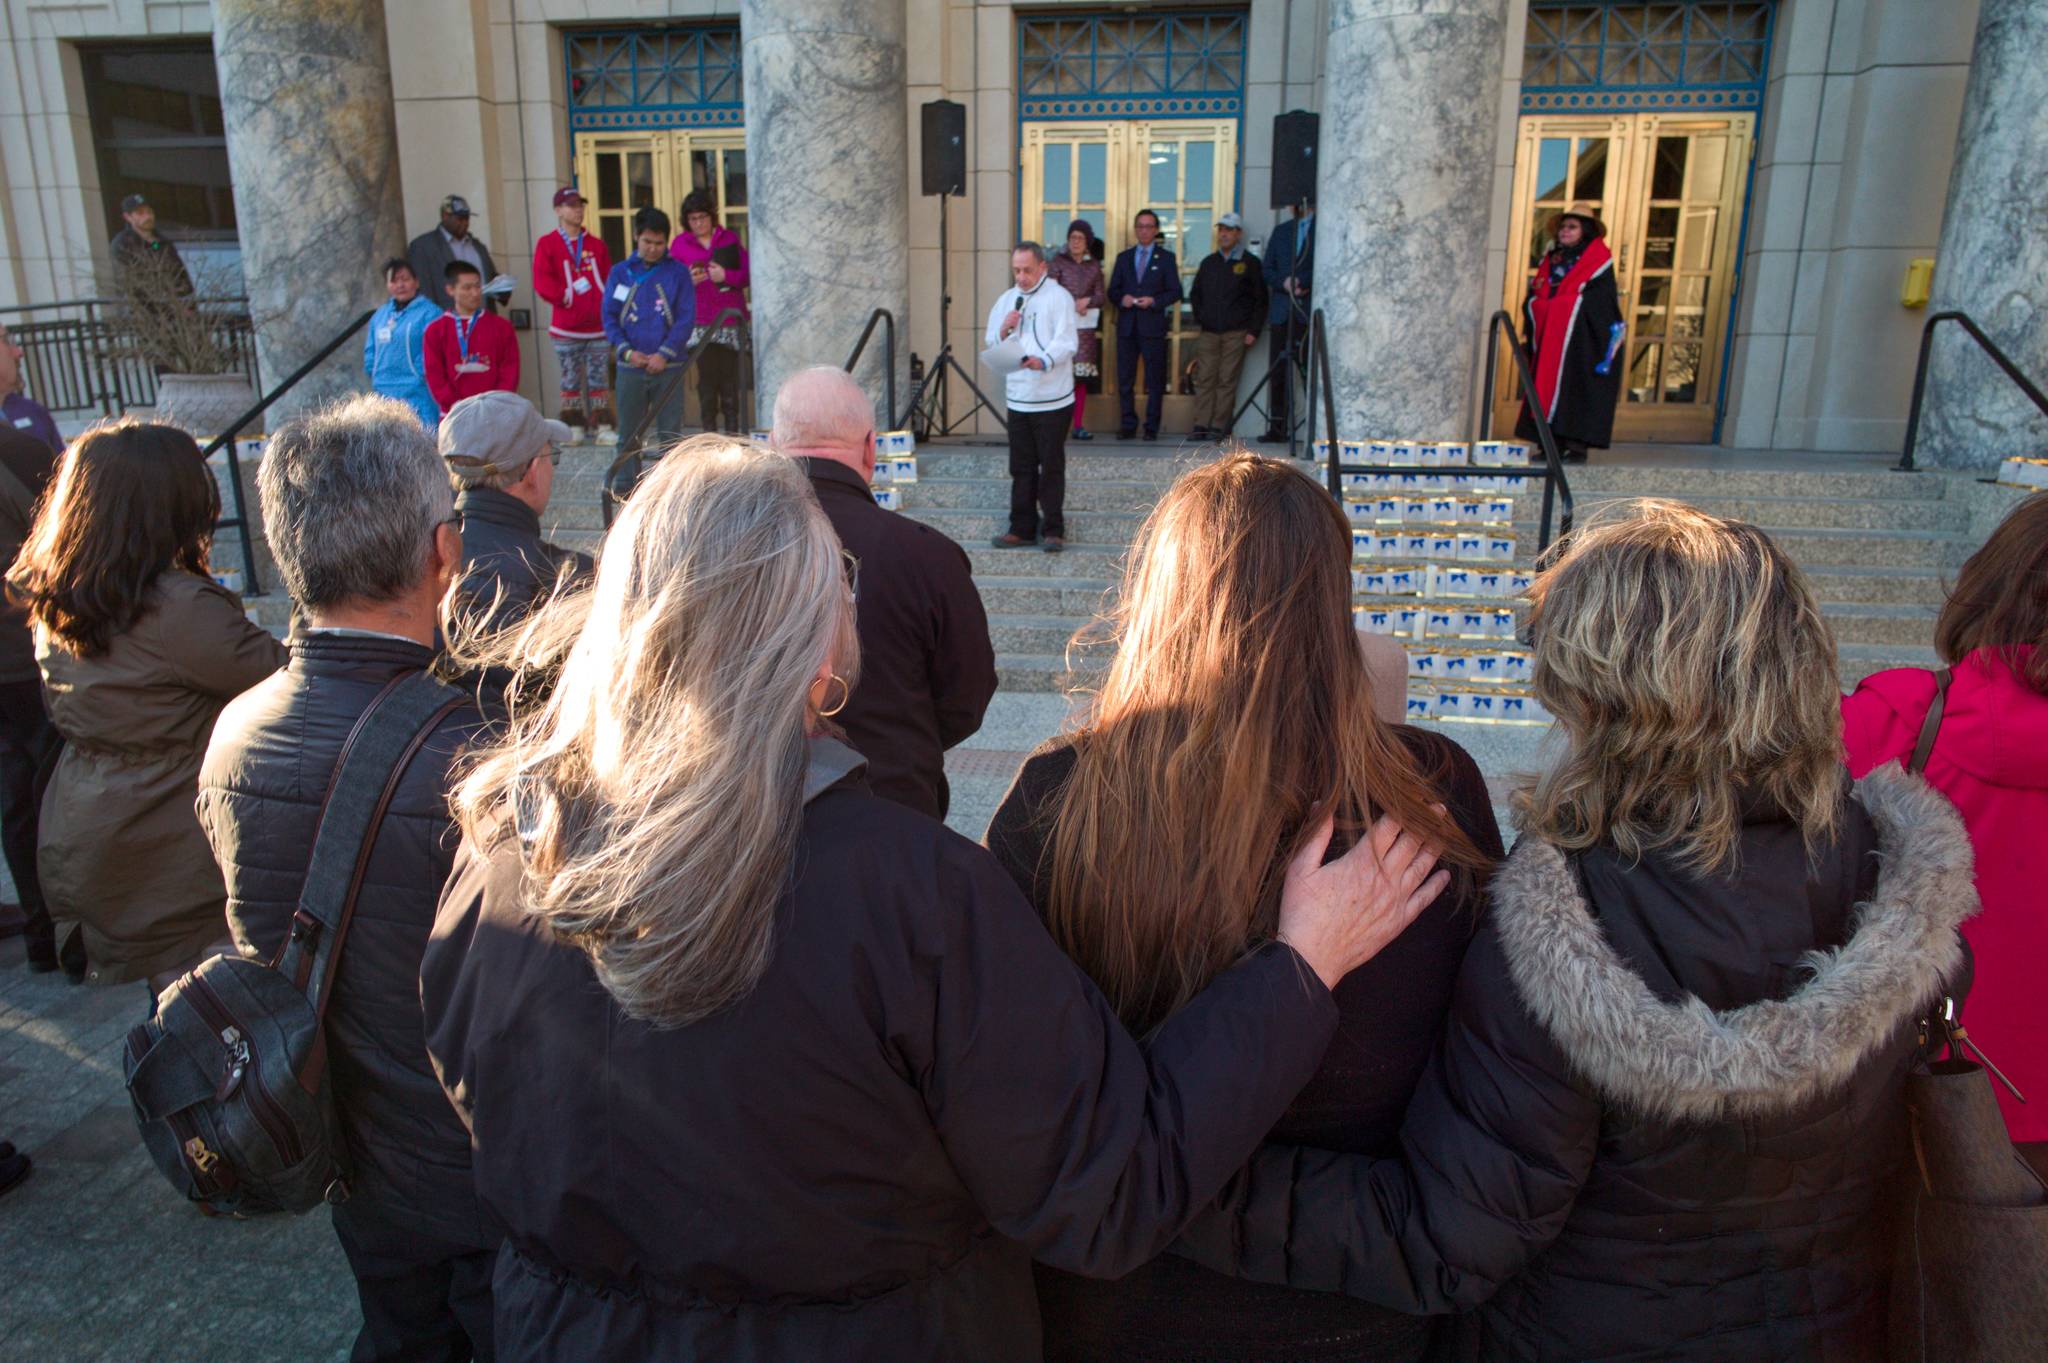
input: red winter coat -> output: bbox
[532,229,612,340]
[423,311,520,412]
[1843,645,2048,1141]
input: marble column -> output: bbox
[215,0,405,425]
[1919,0,2048,469]
[1316,0,1511,439]
[741,0,911,426]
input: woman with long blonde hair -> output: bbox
[1171,500,1979,1362]
[419,435,1452,1362]
[985,450,1499,1363]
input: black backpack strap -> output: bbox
[1907,666,1954,775]
[273,671,467,1026]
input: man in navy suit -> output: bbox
[1262,201,1314,443]
[1107,209,1183,440]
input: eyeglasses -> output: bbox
[841,549,860,605]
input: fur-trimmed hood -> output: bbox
[1492,764,1977,1125]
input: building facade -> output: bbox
[0,0,2037,463]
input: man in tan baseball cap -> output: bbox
[438,392,592,702]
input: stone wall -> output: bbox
[1722,0,1979,453]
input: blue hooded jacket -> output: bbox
[364,295,445,424]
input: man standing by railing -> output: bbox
[110,194,193,301]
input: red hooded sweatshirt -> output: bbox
[1843,645,2048,1141]
[533,227,612,340]
[423,309,520,412]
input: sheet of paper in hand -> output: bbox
[980,335,1030,375]
[1077,308,1100,331]
[482,274,517,298]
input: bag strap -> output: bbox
[274,671,466,1025]
[1907,666,1953,775]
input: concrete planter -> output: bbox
[153,371,258,441]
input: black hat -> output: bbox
[120,193,150,213]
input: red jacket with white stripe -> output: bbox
[423,311,520,411]
[532,229,612,340]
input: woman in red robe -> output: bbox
[1517,203,1625,464]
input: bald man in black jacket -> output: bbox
[773,366,996,819]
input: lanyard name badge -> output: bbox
[455,315,487,372]
[566,230,593,294]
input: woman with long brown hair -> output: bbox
[985,449,1499,1363]
[1844,490,2048,1169]
[6,420,284,992]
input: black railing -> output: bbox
[1898,309,2048,472]
[198,308,378,596]
[602,307,751,525]
[1311,308,1574,556]
[0,295,260,418]
[1477,310,1575,553]
[843,308,899,430]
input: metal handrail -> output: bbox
[602,306,750,525]
[1312,308,1573,557]
[1479,309,1575,553]
[198,308,378,596]
[842,308,899,430]
[1898,309,2048,472]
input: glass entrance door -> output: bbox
[1021,119,1238,426]
[574,129,749,267]
[1497,112,1753,442]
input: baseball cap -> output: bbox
[552,187,584,207]
[441,194,472,216]
[121,193,151,213]
[1217,212,1243,229]
[439,391,571,484]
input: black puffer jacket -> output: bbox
[196,633,493,1247]
[452,485,593,633]
[1176,766,1977,1361]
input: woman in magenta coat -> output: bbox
[1841,491,2048,1169]
[670,189,750,433]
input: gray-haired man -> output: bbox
[197,394,497,1362]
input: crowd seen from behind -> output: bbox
[0,226,2043,1361]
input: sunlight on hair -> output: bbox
[1515,499,1843,875]
[452,435,858,1027]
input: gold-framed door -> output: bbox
[1021,119,1238,425]
[573,129,750,266]
[1496,112,1753,443]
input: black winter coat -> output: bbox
[800,458,996,818]
[1189,250,1269,337]
[1176,766,1977,1362]
[987,726,1502,1363]
[449,486,594,714]
[420,739,1340,1362]
[196,633,494,1248]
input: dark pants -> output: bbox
[616,364,688,463]
[1007,404,1073,539]
[697,343,741,433]
[0,678,59,959]
[1116,333,1169,436]
[1267,319,1307,434]
[332,1198,497,1363]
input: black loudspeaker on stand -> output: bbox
[921,100,966,198]
[914,100,1006,437]
[1271,109,1318,209]
[1256,110,1318,458]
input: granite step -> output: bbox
[1817,602,1941,648]
[996,644,1943,695]
[902,506,1148,546]
[974,574,1118,616]
[1564,491,1969,533]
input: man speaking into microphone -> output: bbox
[986,241,1079,554]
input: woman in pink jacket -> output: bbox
[669,190,750,434]
[1842,491,2048,1169]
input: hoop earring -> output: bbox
[819,674,851,718]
